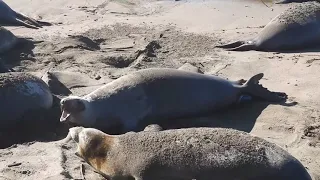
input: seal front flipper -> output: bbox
[241,73,288,102]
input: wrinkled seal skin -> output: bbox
[69,126,312,180]
[0,72,53,127]
[0,0,49,29]
[0,26,17,54]
[60,68,287,133]
[217,2,320,51]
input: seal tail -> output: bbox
[216,41,256,51]
[242,73,287,102]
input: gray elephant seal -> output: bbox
[276,0,316,4]
[0,72,53,127]
[0,26,17,54]
[60,68,286,132]
[0,0,50,29]
[69,126,312,180]
[216,1,320,51]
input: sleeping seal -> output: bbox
[0,72,53,128]
[216,1,320,51]
[0,26,17,54]
[60,68,286,132]
[69,126,312,180]
[0,0,49,29]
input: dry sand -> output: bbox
[0,0,319,179]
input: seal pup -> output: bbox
[0,0,50,29]
[69,126,312,180]
[216,1,320,51]
[0,72,53,128]
[60,68,286,132]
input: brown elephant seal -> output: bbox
[0,26,17,54]
[0,0,51,29]
[59,68,287,133]
[69,126,312,180]
[216,1,320,51]
[0,72,53,128]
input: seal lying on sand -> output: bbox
[0,0,51,29]
[0,72,53,128]
[0,26,17,54]
[216,1,320,51]
[69,126,312,180]
[276,0,315,4]
[60,68,286,132]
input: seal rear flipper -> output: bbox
[216,40,256,51]
[216,41,245,49]
[14,18,39,29]
[242,73,287,102]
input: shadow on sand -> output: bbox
[136,100,297,133]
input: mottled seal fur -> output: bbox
[0,0,49,29]
[216,1,320,51]
[0,26,17,54]
[69,126,312,180]
[0,72,53,127]
[60,68,286,132]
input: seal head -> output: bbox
[60,96,91,126]
[69,126,115,178]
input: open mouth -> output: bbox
[60,110,71,122]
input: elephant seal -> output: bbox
[60,68,286,132]
[0,26,17,54]
[69,126,312,180]
[0,0,50,29]
[0,72,53,128]
[276,0,316,4]
[216,1,320,51]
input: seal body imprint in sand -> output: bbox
[0,72,53,127]
[69,127,312,180]
[60,68,286,132]
[217,1,320,51]
[0,26,17,54]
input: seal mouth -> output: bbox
[60,110,71,122]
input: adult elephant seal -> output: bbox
[69,126,312,180]
[59,68,286,132]
[216,1,320,51]
[276,0,316,4]
[0,0,50,29]
[0,72,53,128]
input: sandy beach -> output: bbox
[0,0,319,179]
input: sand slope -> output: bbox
[0,0,319,179]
